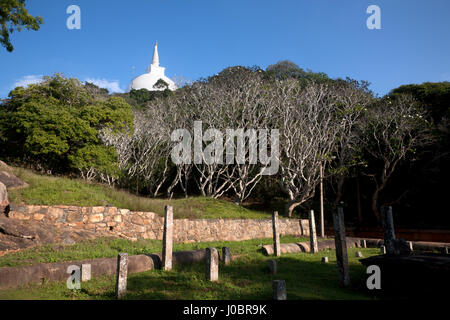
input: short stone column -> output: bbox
[321,257,329,263]
[81,264,91,282]
[273,280,287,300]
[309,210,318,253]
[206,247,219,282]
[115,253,128,299]
[222,247,231,266]
[272,211,280,257]
[332,206,350,287]
[162,205,173,271]
[380,206,396,255]
[361,240,367,248]
[268,260,277,275]
[408,241,414,252]
[380,245,386,254]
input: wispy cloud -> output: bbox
[85,78,124,93]
[12,75,44,89]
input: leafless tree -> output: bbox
[100,106,172,197]
[360,94,433,221]
[184,67,277,201]
[274,80,344,217]
[327,79,373,205]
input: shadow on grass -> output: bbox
[116,254,374,300]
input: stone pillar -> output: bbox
[273,280,287,300]
[362,240,367,248]
[268,260,277,275]
[408,241,414,252]
[272,211,280,257]
[115,253,128,299]
[355,251,363,258]
[81,264,91,282]
[321,257,329,263]
[380,245,386,254]
[222,247,231,266]
[319,163,325,238]
[380,206,396,255]
[309,210,318,253]
[332,206,350,287]
[206,247,219,282]
[162,205,173,271]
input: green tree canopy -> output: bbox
[0,74,133,176]
[390,82,450,124]
[0,0,43,52]
[266,60,330,84]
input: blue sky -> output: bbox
[1,0,449,98]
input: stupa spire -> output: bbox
[152,42,159,66]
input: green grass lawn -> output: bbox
[8,167,271,219]
[0,236,380,300]
[0,236,308,268]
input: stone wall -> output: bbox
[8,204,309,243]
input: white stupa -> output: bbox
[128,43,177,92]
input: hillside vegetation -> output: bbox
[8,167,270,220]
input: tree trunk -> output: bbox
[285,201,301,218]
[334,175,345,206]
[356,175,363,225]
[371,188,381,222]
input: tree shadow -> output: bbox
[107,253,377,300]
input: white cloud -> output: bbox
[12,75,44,89]
[85,78,124,93]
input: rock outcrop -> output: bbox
[0,214,99,253]
[0,171,28,190]
[0,182,8,214]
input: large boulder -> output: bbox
[0,214,99,253]
[0,181,8,214]
[0,161,10,171]
[0,171,28,189]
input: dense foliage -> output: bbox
[1,64,447,228]
[0,0,43,52]
[0,74,133,183]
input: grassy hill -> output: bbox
[7,167,271,220]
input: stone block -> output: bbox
[89,214,103,223]
[9,211,30,221]
[33,213,45,221]
[206,247,219,282]
[66,211,82,223]
[131,215,144,226]
[222,247,231,265]
[115,253,128,299]
[162,205,173,271]
[81,264,91,282]
[92,206,105,214]
[273,280,286,300]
